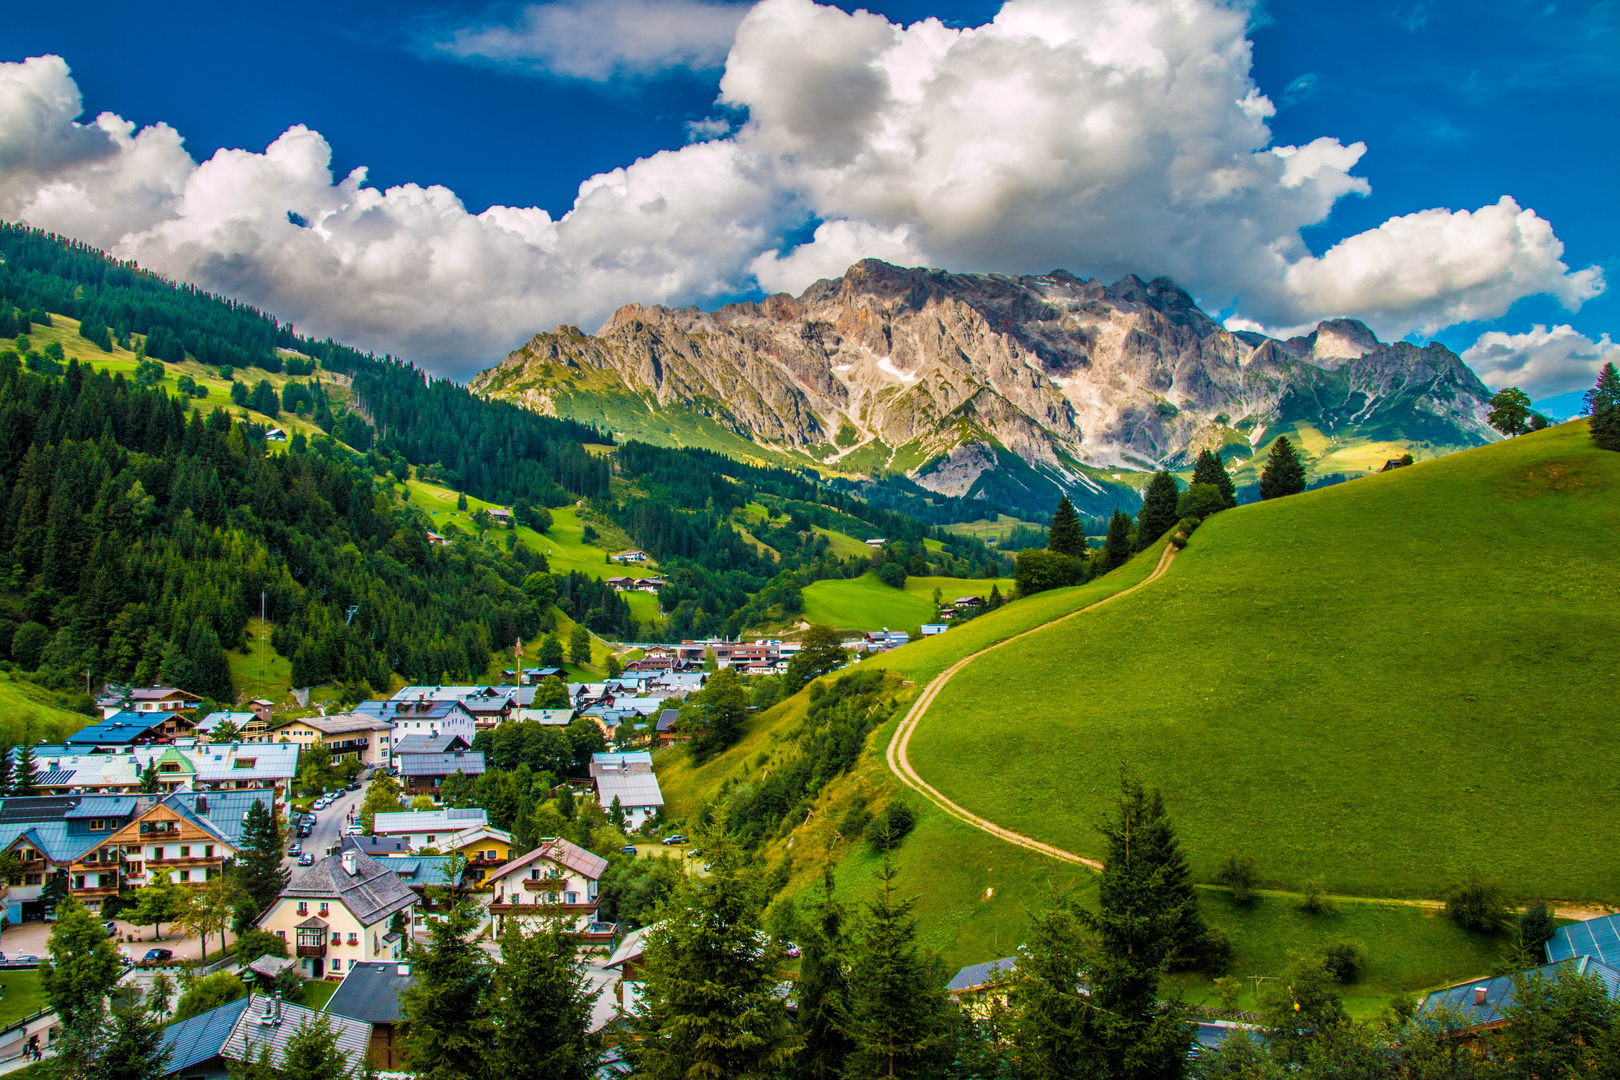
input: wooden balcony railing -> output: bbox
[296,944,326,959]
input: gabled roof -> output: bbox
[278,850,417,925]
[605,924,655,970]
[396,750,486,777]
[372,808,486,835]
[595,772,664,809]
[160,995,254,1073]
[1548,914,1620,966]
[64,715,170,746]
[1419,956,1620,1028]
[656,710,679,732]
[130,686,200,703]
[947,956,1018,994]
[327,962,416,1025]
[490,836,609,885]
[218,996,371,1073]
[393,733,471,754]
[273,712,391,736]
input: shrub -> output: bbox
[172,971,248,1022]
[1215,854,1259,905]
[1177,483,1228,519]
[838,805,870,839]
[1320,939,1367,983]
[864,801,917,851]
[1518,901,1556,953]
[1447,873,1512,933]
[1298,876,1334,915]
[234,928,288,967]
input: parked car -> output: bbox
[298,852,315,866]
[102,920,118,937]
[342,824,364,837]
[288,843,302,857]
[142,949,172,964]
[346,780,361,791]
[661,834,688,845]
[785,942,802,959]
[620,845,637,855]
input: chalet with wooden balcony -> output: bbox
[10,743,297,803]
[96,684,201,721]
[268,713,393,767]
[0,789,271,919]
[484,837,612,941]
[258,850,415,981]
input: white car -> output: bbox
[343,824,365,837]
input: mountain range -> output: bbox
[472,260,1497,515]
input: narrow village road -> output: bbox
[885,540,1182,871]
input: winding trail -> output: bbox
[885,540,1181,871]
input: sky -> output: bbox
[1,0,1615,414]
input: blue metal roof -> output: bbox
[1420,956,1620,1027]
[946,956,1018,993]
[1548,914,1620,966]
[65,714,165,745]
[161,994,253,1072]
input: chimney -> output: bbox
[196,795,208,815]
[397,961,411,977]
[342,850,358,877]
[1474,986,1488,1006]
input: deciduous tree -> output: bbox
[41,895,121,1027]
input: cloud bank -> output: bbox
[1462,324,1620,400]
[0,0,1605,380]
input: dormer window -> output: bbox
[88,819,105,832]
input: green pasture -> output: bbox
[801,574,937,631]
[907,421,1620,901]
[0,673,93,739]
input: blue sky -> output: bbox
[3,0,1615,411]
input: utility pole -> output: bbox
[259,591,267,694]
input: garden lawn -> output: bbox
[0,970,47,1028]
[907,421,1620,902]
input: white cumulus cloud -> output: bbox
[435,0,750,80]
[1461,324,1620,399]
[0,0,1607,380]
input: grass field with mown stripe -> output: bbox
[908,421,1620,901]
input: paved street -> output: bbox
[288,777,371,868]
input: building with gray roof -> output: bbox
[1419,956,1620,1032]
[160,994,369,1078]
[327,961,416,1070]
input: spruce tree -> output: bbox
[100,985,173,1080]
[234,799,289,916]
[276,1013,362,1080]
[494,917,600,1080]
[400,856,497,1080]
[1098,509,1133,573]
[1258,437,1307,500]
[0,742,13,796]
[842,851,955,1080]
[1046,495,1085,558]
[1079,772,1196,1079]
[794,867,855,1080]
[12,744,38,796]
[1190,450,1237,510]
[1135,471,1180,550]
[1011,889,1098,1080]
[1588,363,1620,451]
[630,818,797,1080]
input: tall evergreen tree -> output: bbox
[1046,495,1085,558]
[0,742,13,797]
[1135,471,1180,550]
[1098,509,1134,573]
[1588,362,1620,451]
[842,851,956,1080]
[493,916,599,1080]
[1258,437,1307,500]
[101,985,173,1080]
[630,817,797,1080]
[234,799,289,916]
[1078,772,1196,1080]
[794,867,855,1080]
[400,856,497,1080]
[1011,889,1097,1080]
[12,743,38,796]
[1190,450,1237,510]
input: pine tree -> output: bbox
[275,1013,361,1080]
[842,850,954,1080]
[0,742,13,796]
[400,856,498,1080]
[1135,471,1180,550]
[1258,437,1307,500]
[185,624,234,702]
[1098,509,1133,573]
[12,744,38,796]
[1588,363,1620,451]
[1046,495,1085,557]
[234,799,289,917]
[1079,772,1196,1080]
[630,818,797,1080]
[494,917,600,1080]
[1011,889,1098,1080]
[138,761,161,793]
[794,867,855,1080]
[1190,450,1237,510]
[100,984,172,1080]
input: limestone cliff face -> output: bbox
[472,260,1496,501]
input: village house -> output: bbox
[946,956,1019,1017]
[268,713,393,767]
[604,925,653,1011]
[97,685,201,720]
[515,707,574,727]
[484,837,611,941]
[159,995,371,1079]
[354,696,478,748]
[1418,956,1620,1034]
[370,807,488,851]
[613,549,649,563]
[258,849,415,980]
[65,711,196,748]
[13,743,298,802]
[326,961,416,1071]
[655,709,684,748]
[0,789,274,919]
[394,739,486,800]
[589,752,664,829]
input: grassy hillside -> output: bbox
[799,573,1017,632]
[907,420,1620,902]
[0,673,93,741]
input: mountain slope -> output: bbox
[473,260,1498,514]
[905,420,1620,900]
